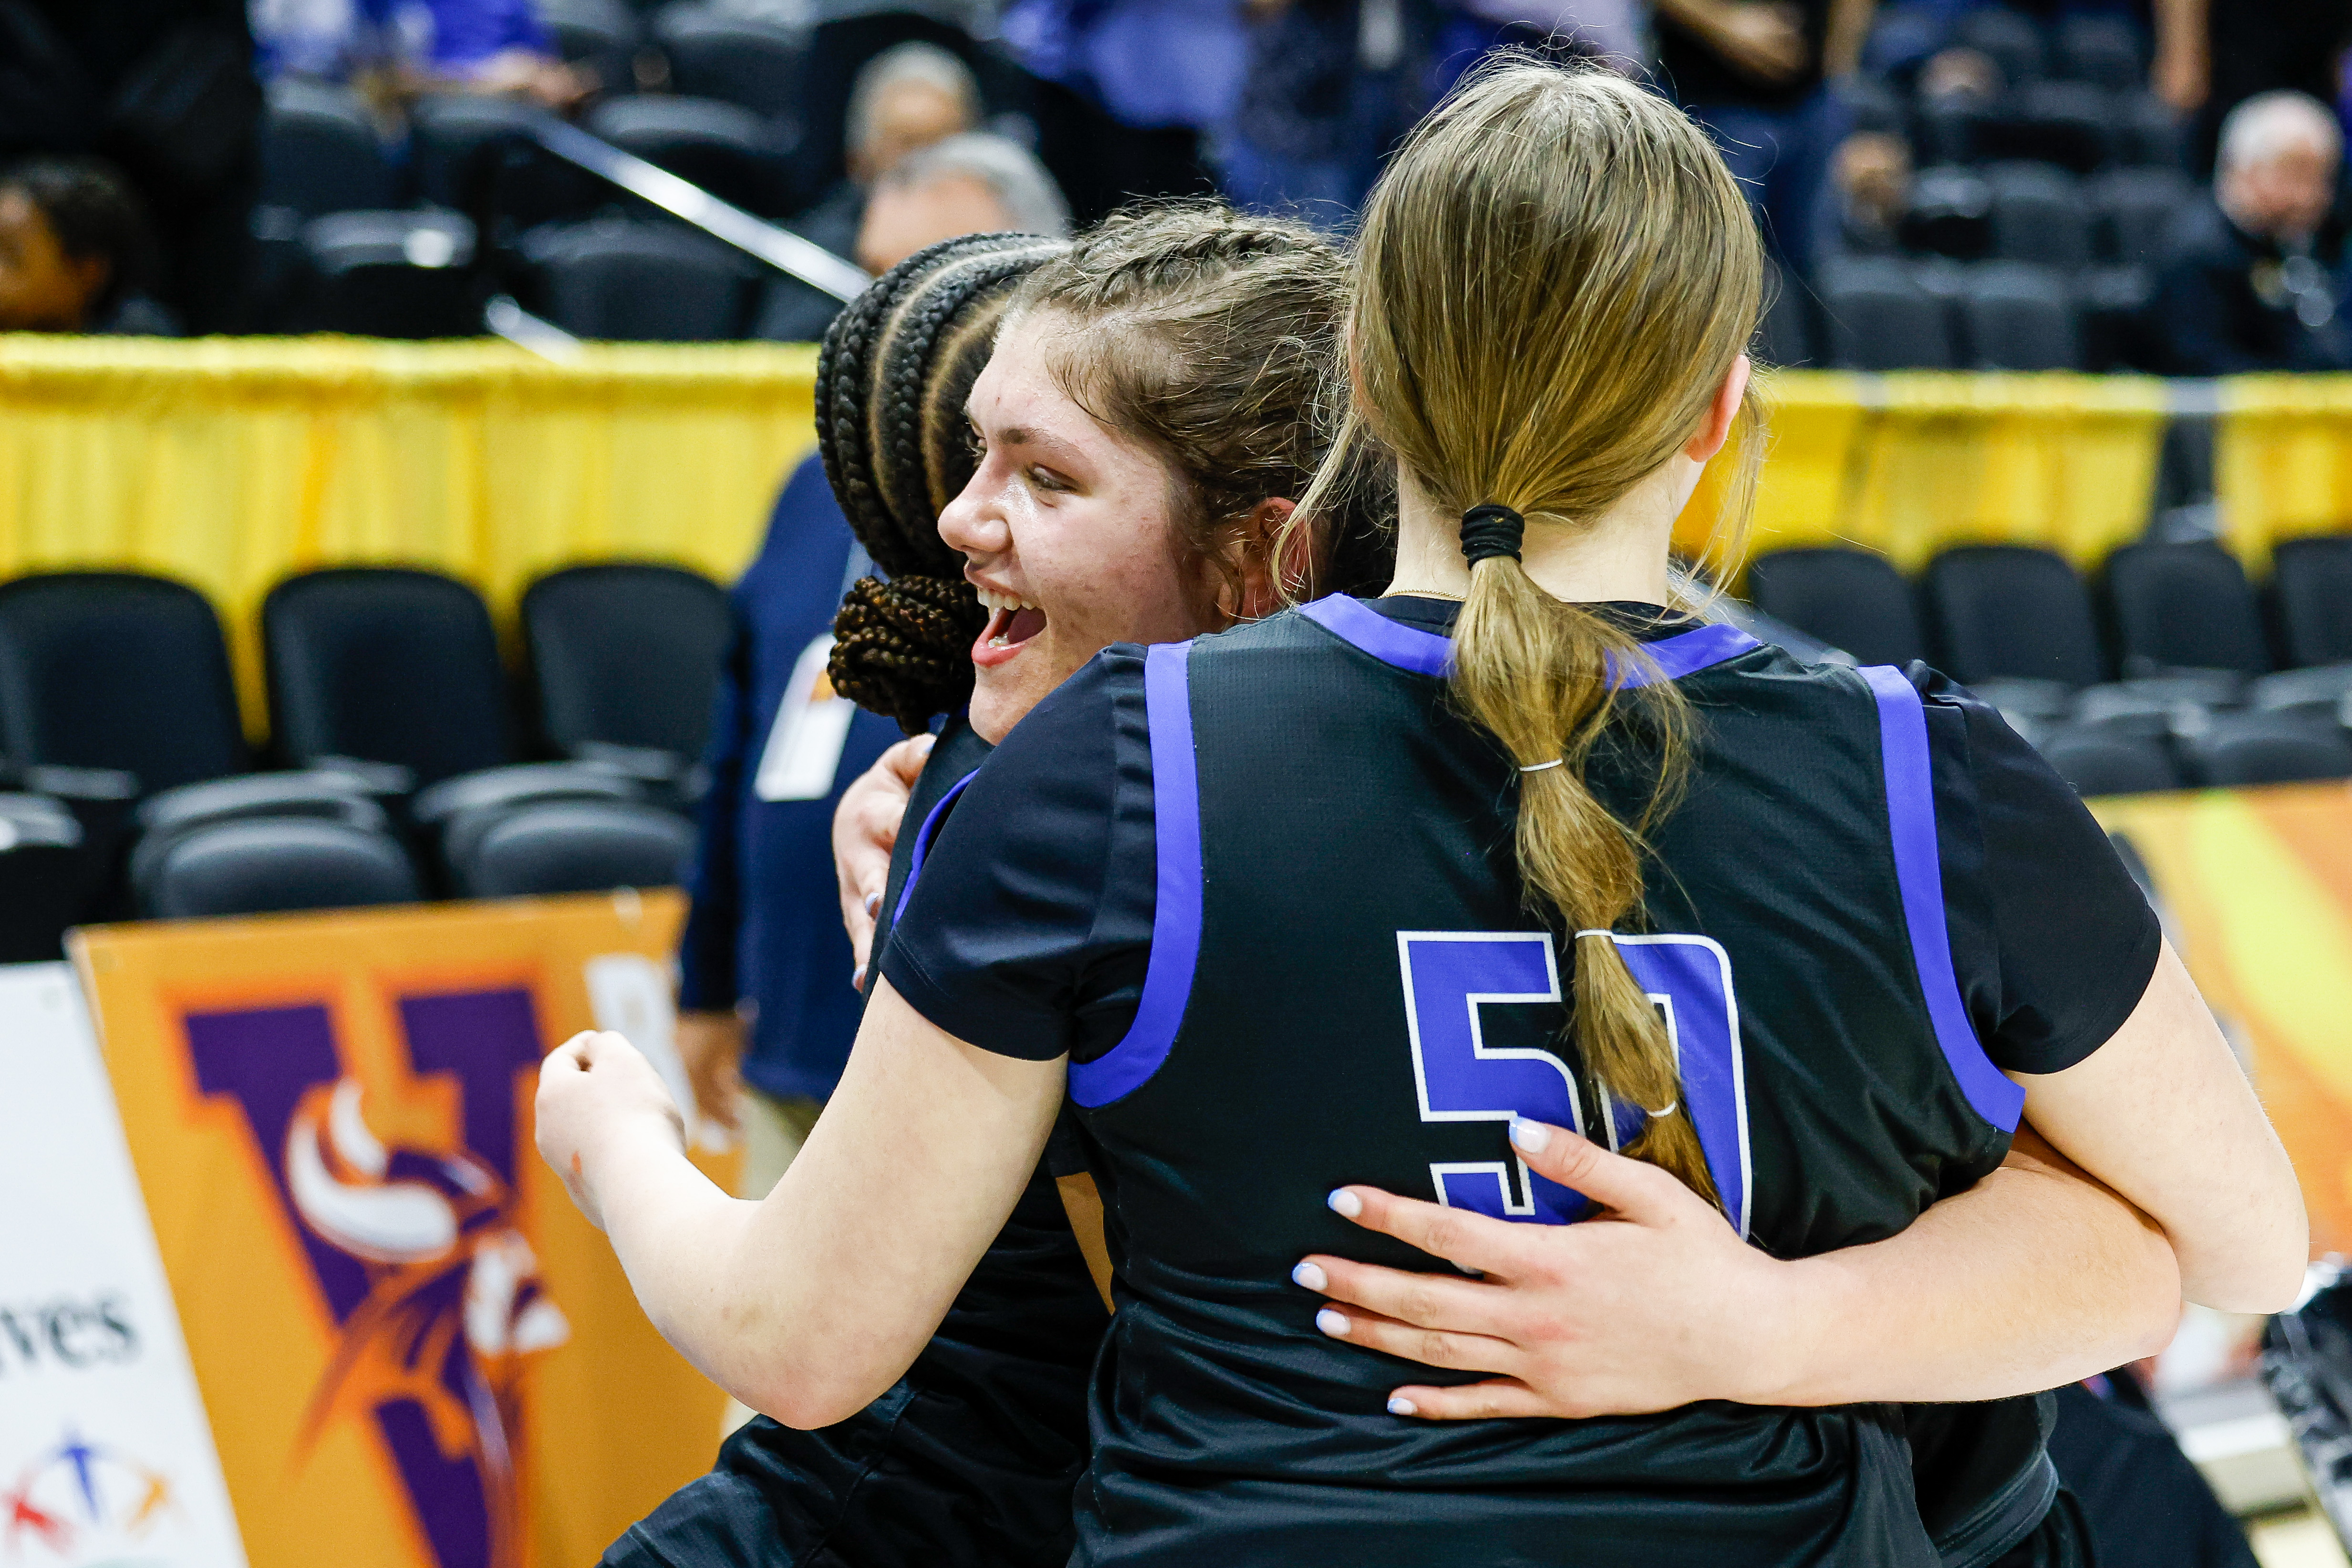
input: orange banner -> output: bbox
[68,892,733,1568]
[2093,784,2352,1257]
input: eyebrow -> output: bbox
[992,424,1088,468]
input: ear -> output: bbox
[1214,497,1298,623]
[1682,354,1751,464]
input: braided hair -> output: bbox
[819,231,1070,733]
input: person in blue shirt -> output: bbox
[675,454,902,1201]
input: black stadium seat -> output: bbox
[1922,545,2108,687]
[2270,536,2352,668]
[585,96,794,216]
[409,93,540,208]
[0,572,246,793]
[290,211,481,337]
[0,793,95,960]
[523,563,732,764]
[1819,259,1954,369]
[1958,262,2079,369]
[448,798,694,898]
[2034,726,2181,795]
[525,218,751,340]
[2184,712,2352,788]
[2103,541,2270,676]
[2076,265,2155,371]
[1982,81,2111,175]
[539,0,642,96]
[1956,6,2046,84]
[259,80,394,218]
[2092,167,2193,265]
[137,815,422,920]
[1984,164,2091,270]
[2056,14,2143,90]
[654,4,808,121]
[264,567,516,785]
[1743,548,1925,666]
[1901,166,1994,260]
[2112,91,2188,168]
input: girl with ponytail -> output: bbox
[546,61,2300,1568]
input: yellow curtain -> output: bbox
[2216,374,2352,569]
[0,335,819,734]
[1676,370,2172,581]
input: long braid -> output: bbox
[816,232,1068,732]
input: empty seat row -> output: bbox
[1866,6,2152,92]
[1788,257,2148,372]
[1879,163,2191,271]
[1844,74,2188,176]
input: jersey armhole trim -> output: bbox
[889,768,982,927]
[1296,594,1761,686]
[1068,639,1202,1107]
[1859,665,2028,1132]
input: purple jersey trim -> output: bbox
[1069,640,1202,1107]
[890,768,980,928]
[1298,595,1760,685]
[1860,665,2026,1132]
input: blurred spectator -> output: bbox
[251,0,366,82]
[675,457,902,1211]
[1002,0,1242,225]
[355,0,593,109]
[791,43,984,277]
[2147,0,2352,175]
[759,131,1066,338]
[0,0,261,332]
[1652,0,1876,268]
[795,2,1001,206]
[0,156,176,333]
[2151,90,2352,373]
[1813,127,1909,264]
[1219,0,1426,224]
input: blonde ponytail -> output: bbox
[1307,55,1764,1209]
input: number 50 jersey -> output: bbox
[881,592,2160,1568]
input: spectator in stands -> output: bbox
[0,157,175,333]
[1812,126,1909,265]
[789,44,984,280]
[356,0,593,109]
[2148,0,2352,176]
[761,131,1067,339]
[2151,90,2352,374]
[1651,0,1876,269]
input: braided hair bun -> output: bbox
[818,231,1069,733]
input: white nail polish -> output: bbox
[1292,1261,1326,1291]
[852,965,868,990]
[1326,1188,1363,1219]
[1387,1396,1418,1417]
[1509,1116,1550,1154]
[865,892,881,916]
[1316,1307,1350,1337]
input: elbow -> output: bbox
[746,1368,890,1432]
[2185,1194,2311,1318]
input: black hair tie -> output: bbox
[1459,504,1526,566]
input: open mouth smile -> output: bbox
[973,586,1047,668]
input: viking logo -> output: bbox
[187,988,560,1568]
[2,1429,175,1561]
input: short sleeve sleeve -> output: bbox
[1925,671,2162,1075]
[878,649,1154,1062]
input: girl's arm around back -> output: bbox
[2022,939,2306,1313]
[536,979,1067,1428]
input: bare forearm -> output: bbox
[594,1130,771,1390]
[1756,1135,2178,1405]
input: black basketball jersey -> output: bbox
[611,717,1107,1568]
[883,594,2160,1568]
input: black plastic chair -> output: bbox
[138,815,423,920]
[259,80,394,218]
[523,563,732,764]
[1743,548,1924,666]
[2270,536,2352,668]
[539,0,642,96]
[264,567,516,786]
[653,4,807,121]
[2103,541,2270,676]
[2184,711,2352,787]
[2092,167,2191,265]
[1958,262,2080,369]
[1820,259,1955,369]
[1984,163,2092,270]
[408,93,604,230]
[1955,6,2046,84]
[448,798,694,898]
[1901,166,1994,260]
[2111,91,2188,168]
[0,572,246,794]
[2055,14,2143,89]
[1979,82,2112,174]
[0,793,95,960]
[2035,726,2182,795]
[524,217,751,340]
[585,95,793,216]
[2076,265,2154,371]
[1922,545,2108,686]
[292,211,482,337]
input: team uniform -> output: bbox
[606,718,1110,1568]
[880,594,2160,1568]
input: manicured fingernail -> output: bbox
[1292,1261,1327,1291]
[1387,1396,1418,1417]
[851,964,868,990]
[1509,1116,1550,1153]
[865,892,881,916]
[1326,1188,1362,1218]
[1316,1307,1350,1337]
